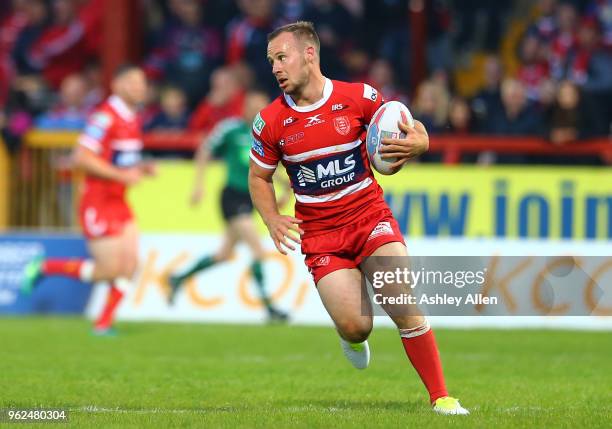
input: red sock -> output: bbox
[43,259,87,280]
[94,285,124,330]
[401,328,448,403]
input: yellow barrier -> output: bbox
[9,131,80,229]
[6,130,611,241]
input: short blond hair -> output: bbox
[267,21,320,54]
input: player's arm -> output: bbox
[379,120,429,168]
[273,170,292,209]
[249,161,303,255]
[75,111,142,185]
[190,137,212,206]
[73,144,142,185]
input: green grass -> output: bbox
[1,318,610,428]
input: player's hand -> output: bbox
[265,214,304,255]
[140,161,157,177]
[121,166,143,186]
[379,120,429,169]
[190,185,204,207]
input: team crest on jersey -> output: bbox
[333,116,351,135]
[253,113,265,136]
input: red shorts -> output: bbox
[79,195,134,239]
[302,208,405,284]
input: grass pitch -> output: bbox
[1,318,610,428]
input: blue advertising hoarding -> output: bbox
[0,233,91,314]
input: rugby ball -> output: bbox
[366,101,415,175]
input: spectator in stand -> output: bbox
[361,0,410,89]
[528,0,559,42]
[28,0,103,89]
[81,61,103,110]
[486,78,543,136]
[565,17,612,135]
[188,66,246,135]
[548,80,584,144]
[412,80,450,134]
[144,0,223,108]
[1,74,51,152]
[11,0,49,76]
[471,56,504,130]
[586,0,612,49]
[367,58,408,104]
[144,85,189,131]
[550,2,579,80]
[0,0,30,107]
[226,0,279,97]
[447,97,475,135]
[517,35,551,101]
[35,72,90,129]
[568,17,612,90]
[302,0,358,80]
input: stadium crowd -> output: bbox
[0,0,611,160]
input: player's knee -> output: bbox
[336,319,372,343]
[95,260,122,280]
[214,250,232,263]
[119,256,138,278]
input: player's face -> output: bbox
[115,69,148,107]
[267,32,308,95]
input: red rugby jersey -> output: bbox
[77,95,143,200]
[250,78,389,235]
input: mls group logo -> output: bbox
[333,116,350,135]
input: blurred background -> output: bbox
[0,0,610,325]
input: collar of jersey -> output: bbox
[108,95,136,121]
[283,77,332,113]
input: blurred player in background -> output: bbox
[168,90,290,322]
[21,64,154,335]
[249,22,469,414]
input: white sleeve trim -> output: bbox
[249,152,277,170]
[78,135,102,153]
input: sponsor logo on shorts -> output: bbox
[313,255,330,267]
[253,113,265,135]
[84,207,108,237]
[367,221,394,241]
[333,116,351,135]
[252,138,265,157]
